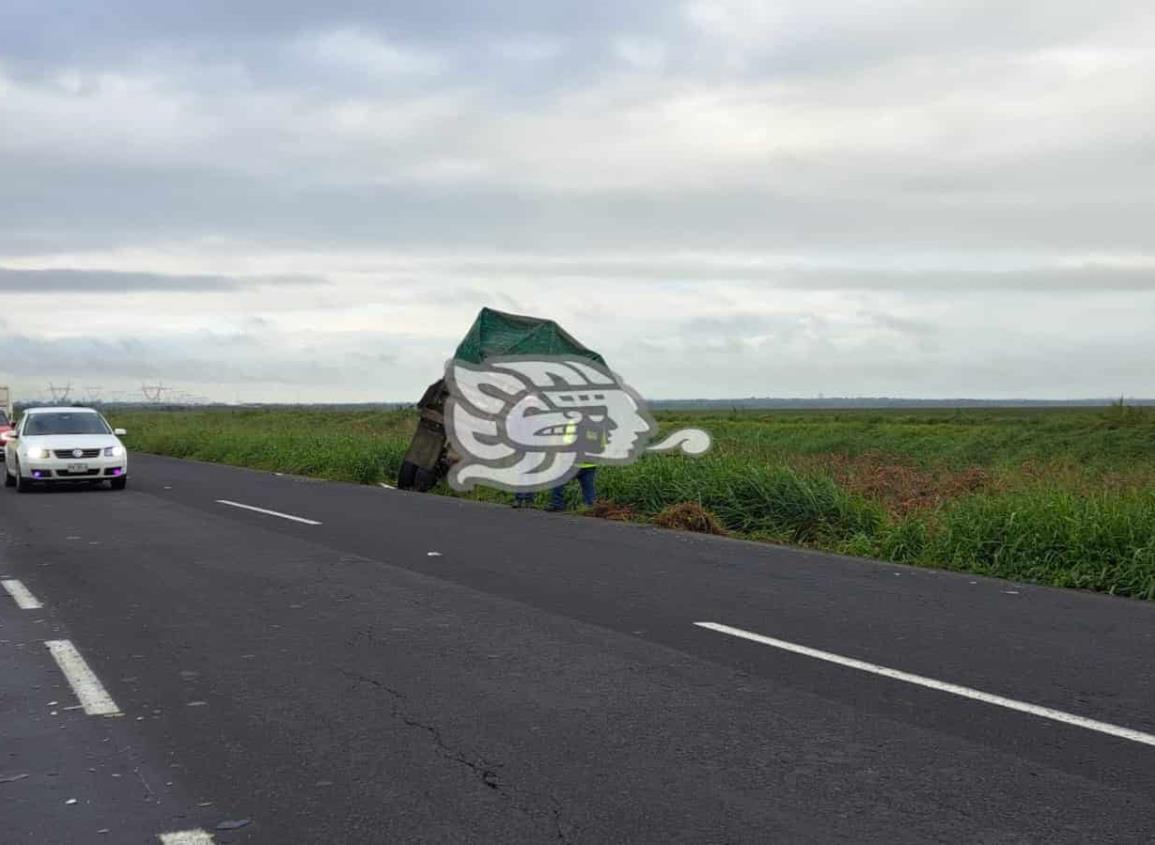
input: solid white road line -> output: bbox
[2,579,43,610]
[160,830,216,845]
[695,621,1155,748]
[44,640,122,717]
[216,499,322,525]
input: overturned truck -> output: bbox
[397,307,606,491]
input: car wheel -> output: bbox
[4,464,14,487]
[14,466,30,493]
[110,476,127,490]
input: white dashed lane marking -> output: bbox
[160,830,216,845]
[2,579,43,609]
[215,499,322,525]
[695,621,1155,748]
[44,640,122,717]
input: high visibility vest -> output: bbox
[564,422,601,469]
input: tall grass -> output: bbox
[116,409,412,484]
[110,406,1155,600]
[924,491,1155,598]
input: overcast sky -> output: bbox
[2,0,1153,402]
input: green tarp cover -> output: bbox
[453,307,606,365]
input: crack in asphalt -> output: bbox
[340,668,573,843]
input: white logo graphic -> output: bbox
[445,356,711,492]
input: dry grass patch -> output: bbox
[652,502,727,535]
[793,451,997,515]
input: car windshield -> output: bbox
[24,412,111,436]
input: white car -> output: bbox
[4,407,129,492]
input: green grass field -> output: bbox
[109,404,1155,600]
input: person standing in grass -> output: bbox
[545,462,597,511]
[511,413,605,510]
[545,420,602,512]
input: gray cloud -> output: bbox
[3,1,1153,259]
[1,0,1137,88]
[447,259,1155,291]
[0,327,427,400]
[0,266,324,293]
[0,1,667,60]
[3,163,1153,258]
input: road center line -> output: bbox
[216,499,322,525]
[160,830,216,845]
[2,579,43,610]
[44,640,122,717]
[695,621,1155,748]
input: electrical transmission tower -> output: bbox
[141,383,171,403]
[47,382,73,403]
[83,385,104,405]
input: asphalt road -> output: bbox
[2,454,1154,843]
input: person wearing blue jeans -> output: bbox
[547,465,597,511]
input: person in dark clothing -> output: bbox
[545,464,597,511]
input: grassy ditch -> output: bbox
[111,406,1155,600]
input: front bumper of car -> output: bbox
[22,455,128,482]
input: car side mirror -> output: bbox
[114,428,127,436]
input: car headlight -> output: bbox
[26,446,51,460]
[104,445,125,458]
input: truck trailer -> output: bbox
[396,308,605,491]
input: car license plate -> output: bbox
[67,463,89,473]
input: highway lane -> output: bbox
[1,453,1153,842]
[0,556,219,843]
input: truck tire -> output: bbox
[413,465,439,492]
[397,460,418,490]
[397,460,440,492]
